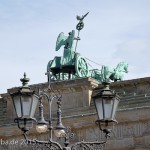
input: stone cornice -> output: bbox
[6,77,98,95]
[111,76,150,88]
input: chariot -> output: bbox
[47,51,89,80]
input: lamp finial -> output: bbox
[20,72,30,88]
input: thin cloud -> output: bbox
[0,0,150,93]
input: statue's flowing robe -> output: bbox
[62,48,74,65]
[62,31,75,65]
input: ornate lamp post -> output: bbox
[10,73,67,149]
[10,72,120,150]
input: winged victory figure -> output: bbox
[55,30,75,65]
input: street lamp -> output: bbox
[10,73,120,150]
[10,73,39,132]
[92,82,120,138]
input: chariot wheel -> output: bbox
[75,55,89,77]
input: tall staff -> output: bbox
[75,12,89,52]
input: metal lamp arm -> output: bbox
[14,118,35,133]
[97,121,112,142]
[38,89,63,141]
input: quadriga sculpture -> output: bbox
[47,12,128,83]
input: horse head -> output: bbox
[113,62,128,81]
[116,62,128,73]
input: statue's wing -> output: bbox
[56,32,67,51]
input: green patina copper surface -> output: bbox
[47,13,128,83]
[100,62,128,82]
[88,62,128,83]
[56,30,75,66]
[47,13,90,81]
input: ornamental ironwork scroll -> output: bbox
[71,141,105,150]
[27,139,63,150]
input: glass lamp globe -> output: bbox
[36,124,48,133]
[54,129,66,138]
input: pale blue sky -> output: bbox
[0,0,150,93]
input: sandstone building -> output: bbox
[0,77,150,150]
